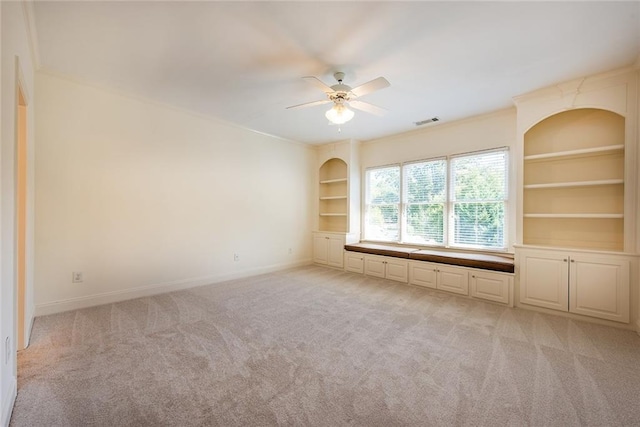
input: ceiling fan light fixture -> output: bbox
[325,104,355,125]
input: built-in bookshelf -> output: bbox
[319,158,348,232]
[523,108,625,251]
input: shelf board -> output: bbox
[524,213,623,219]
[319,213,347,217]
[524,179,623,189]
[320,178,347,184]
[320,196,347,200]
[524,144,624,161]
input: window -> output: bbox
[364,166,400,241]
[363,148,508,250]
[403,159,446,245]
[450,150,507,249]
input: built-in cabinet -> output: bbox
[343,251,514,306]
[344,251,364,274]
[313,141,361,268]
[409,262,469,295]
[363,254,408,283]
[514,69,638,327]
[470,270,512,305]
[517,247,630,323]
[313,232,345,268]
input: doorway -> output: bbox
[16,81,27,350]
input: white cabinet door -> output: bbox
[385,258,408,283]
[344,252,364,274]
[437,265,469,295]
[327,236,344,268]
[519,250,569,311]
[363,255,407,282]
[471,270,511,305]
[364,255,386,278]
[313,234,328,265]
[409,262,438,289]
[569,255,629,323]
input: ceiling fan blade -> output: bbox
[350,77,390,97]
[302,76,335,94]
[286,99,332,110]
[349,100,387,116]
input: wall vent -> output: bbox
[415,117,440,126]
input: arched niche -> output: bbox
[522,108,625,251]
[319,158,348,232]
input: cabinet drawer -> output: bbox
[569,256,629,323]
[409,262,437,289]
[518,251,569,311]
[344,252,364,274]
[438,265,469,295]
[471,270,511,305]
[364,255,386,278]
[386,259,408,283]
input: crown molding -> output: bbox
[21,0,41,70]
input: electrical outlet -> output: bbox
[233,253,239,262]
[288,248,293,255]
[72,271,83,283]
[5,337,10,364]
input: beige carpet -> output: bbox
[11,265,640,426]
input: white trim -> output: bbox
[35,259,312,317]
[24,309,34,347]
[1,378,17,427]
[21,1,40,70]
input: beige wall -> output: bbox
[1,1,37,424]
[34,72,315,314]
[359,109,518,249]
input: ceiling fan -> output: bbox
[287,72,390,125]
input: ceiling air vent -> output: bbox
[415,117,440,126]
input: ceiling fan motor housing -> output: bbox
[330,72,353,102]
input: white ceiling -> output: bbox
[32,1,640,145]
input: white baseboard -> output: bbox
[35,259,312,317]
[1,377,17,427]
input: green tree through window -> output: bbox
[363,149,508,250]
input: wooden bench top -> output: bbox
[344,243,514,273]
[344,243,419,258]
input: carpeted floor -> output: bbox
[10,265,640,426]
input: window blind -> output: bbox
[402,159,446,244]
[450,149,507,249]
[364,166,401,241]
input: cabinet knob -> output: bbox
[563,259,567,262]
[325,237,329,240]
[472,275,475,278]
[570,259,574,263]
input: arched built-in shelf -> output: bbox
[523,108,625,251]
[319,158,348,232]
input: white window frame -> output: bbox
[362,147,509,252]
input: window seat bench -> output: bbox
[344,243,514,273]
